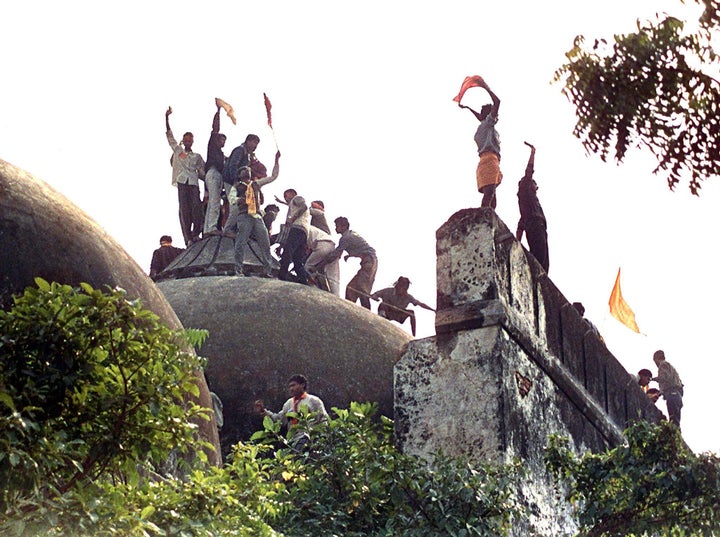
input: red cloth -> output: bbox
[291,393,307,425]
[453,75,484,103]
[263,93,273,128]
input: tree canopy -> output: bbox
[554,0,720,194]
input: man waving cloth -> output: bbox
[455,75,503,208]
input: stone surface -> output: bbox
[397,207,664,534]
[157,276,412,456]
[0,158,221,465]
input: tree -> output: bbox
[0,279,212,533]
[546,420,720,536]
[554,0,720,194]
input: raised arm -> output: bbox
[211,101,221,134]
[523,141,536,178]
[481,81,500,117]
[256,151,281,187]
[165,106,172,133]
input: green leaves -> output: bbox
[0,280,210,530]
[555,2,720,194]
[546,420,720,536]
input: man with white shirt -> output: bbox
[305,225,340,295]
[165,106,205,246]
[278,188,310,285]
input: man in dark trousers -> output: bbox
[515,142,549,273]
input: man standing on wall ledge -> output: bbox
[456,76,502,208]
[516,142,549,273]
[653,350,684,428]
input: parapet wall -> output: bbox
[394,208,662,533]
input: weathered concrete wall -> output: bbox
[395,208,662,534]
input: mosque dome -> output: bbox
[157,275,412,455]
[0,158,221,465]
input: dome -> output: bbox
[157,276,412,455]
[0,158,221,465]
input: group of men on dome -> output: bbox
[155,98,433,337]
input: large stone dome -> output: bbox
[157,276,412,455]
[0,158,221,465]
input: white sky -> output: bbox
[2,0,718,454]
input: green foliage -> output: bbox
[1,280,526,535]
[554,0,720,194]
[0,279,211,533]
[546,420,720,536]
[253,401,526,537]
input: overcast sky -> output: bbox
[2,0,718,454]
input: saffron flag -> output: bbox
[215,97,236,125]
[608,268,640,333]
[263,92,273,128]
[453,75,485,103]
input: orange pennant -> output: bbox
[608,268,640,333]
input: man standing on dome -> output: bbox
[203,99,227,236]
[223,134,260,231]
[278,188,310,285]
[166,106,206,246]
[317,217,378,309]
[227,151,280,277]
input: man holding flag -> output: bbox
[454,75,503,208]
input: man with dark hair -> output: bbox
[263,203,280,234]
[309,200,331,234]
[636,368,653,393]
[149,235,184,280]
[278,188,310,285]
[165,106,205,246]
[222,134,261,231]
[227,151,281,277]
[371,276,435,336]
[254,374,328,447]
[653,350,684,428]
[318,217,377,309]
[203,99,228,236]
[458,77,502,208]
[516,142,549,272]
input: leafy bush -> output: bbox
[546,420,720,536]
[252,402,525,537]
[0,279,211,533]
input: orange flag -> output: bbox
[453,75,485,103]
[608,268,640,333]
[263,92,273,128]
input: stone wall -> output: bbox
[394,208,662,534]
